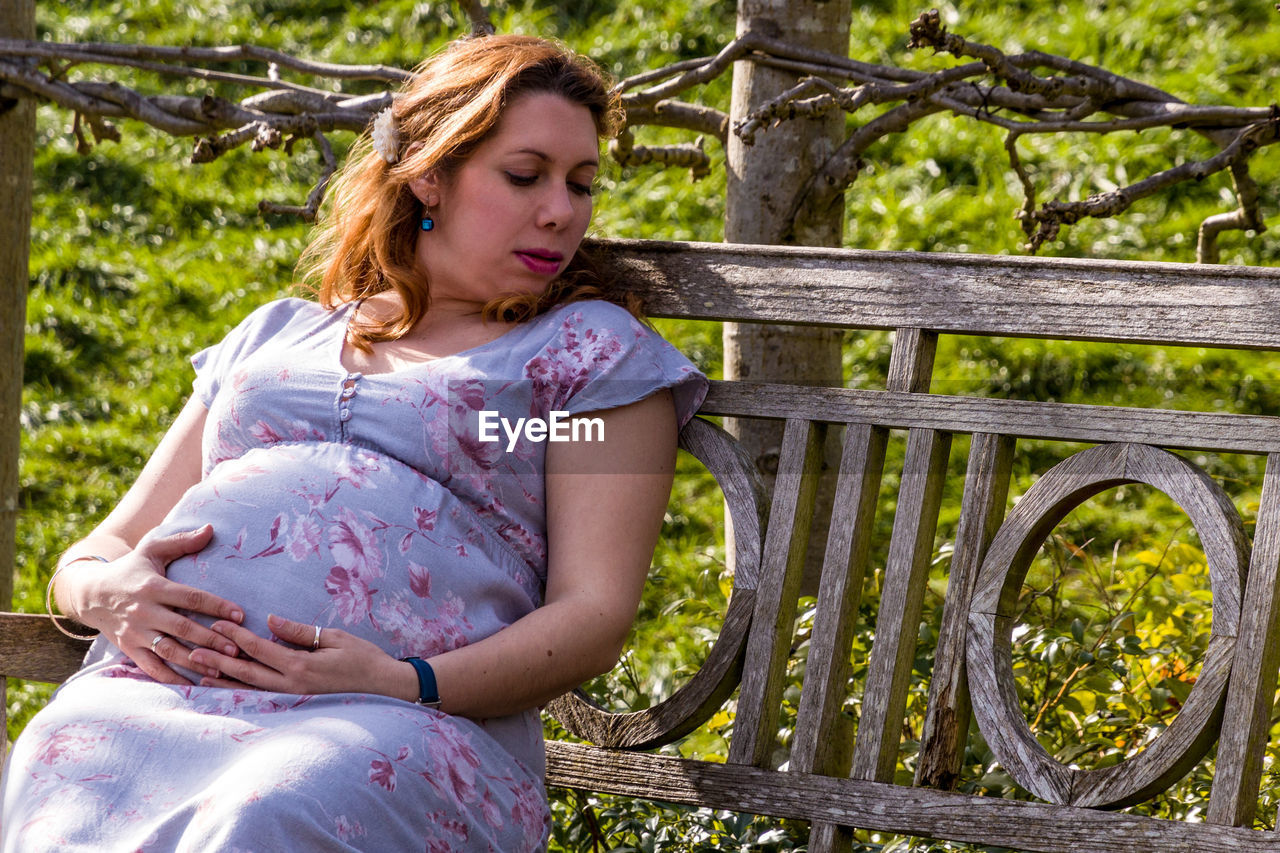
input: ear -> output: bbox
[407,172,442,207]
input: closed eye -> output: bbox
[505,172,537,187]
[569,181,594,197]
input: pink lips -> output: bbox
[515,249,563,275]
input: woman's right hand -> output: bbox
[59,524,246,685]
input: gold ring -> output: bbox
[149,634,165,654]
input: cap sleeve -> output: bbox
[190,298,315,407]
[525,301,708,427]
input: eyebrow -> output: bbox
[513,148,599,169]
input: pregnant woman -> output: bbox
[2,34,706,851]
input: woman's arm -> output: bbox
[52,394,247,684]
[428,388,678,714]
[190,390,679,716]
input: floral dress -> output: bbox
[1,297,707,852]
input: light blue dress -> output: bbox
[1,297,707,852]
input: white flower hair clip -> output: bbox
[370,106,400,164]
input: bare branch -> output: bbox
[456,0,496,38]
[1198,162,1266,263]
[0,40,397,215]
[735,77,869,146]
[624,35,764,107]
[746,33,923,86]
[736,63,985,145]
[793,97,947,230]
[258,131,337,222]
[615,55,715,94]
[726,10,1275,255]
[610,129,711,180]
[0,39,410,82]
[935,91,1275,135]
[908,10,1116,102]
[1003,132,1040,240]
[1,11,1274,256]
[623,100,728,144]
[1023,118,1280,253]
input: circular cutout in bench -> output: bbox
[547,416,767,750]
[966,442,1246,809]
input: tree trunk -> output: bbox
[723,3,853,847]
[724,1,850,593]
[0,0,36,747]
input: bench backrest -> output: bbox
[547,239,1280,852]
[8,238,1280,852]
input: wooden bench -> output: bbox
[8,238,1280,852]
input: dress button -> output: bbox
[341,386,357,400]
[339,408,352,422]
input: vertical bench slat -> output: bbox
[728,417,827,767]
[849,426,952,781]
[791,422,889,775]
[885,328,937,395]
[802,324,936,849]
[1209,452,1280,826]
[916,432,1015,790]
[810,324,944,851]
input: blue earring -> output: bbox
[420,216,435,232]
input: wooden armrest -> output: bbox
[0,612,93,683]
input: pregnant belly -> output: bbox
[144,442,540,661]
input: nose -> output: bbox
[536,184,576,230]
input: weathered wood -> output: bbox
[545,741,1280,853]
[722,322,842,597]
[850,427,952,782]
[790,423,888,775]
[968,443,1247,808]
[916,432,1015,790]
[1209,454,1280,826]
[885,328,938,395]
[548,417,768,749]
[729,418,825,767]
[588,238,1280,349]
[806,326,939,853]
[0,0,36,749]
[0,613,92,683]
[720,0,849,599]
[698,382,1280,454]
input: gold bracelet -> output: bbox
[45,556,108,642]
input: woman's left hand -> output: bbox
[189,614,414,701]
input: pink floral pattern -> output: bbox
[2,297,706,851]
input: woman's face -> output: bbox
[410,91,600,314]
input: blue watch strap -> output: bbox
[401,656,442,708]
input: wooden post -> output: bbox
[724,1,852,593]
[0,0,37,747]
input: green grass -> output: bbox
[12,1,1280,849]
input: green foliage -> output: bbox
[13,1,1280,850]
[545,750,810,853]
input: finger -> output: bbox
[157,607,242,656]
[148,634,221,679]
[160,579,245,625]
[210,620,291,668]
[267,614,324,649]
[138,524,215,563]
[134,645,197,686]
[189,645,284,691]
